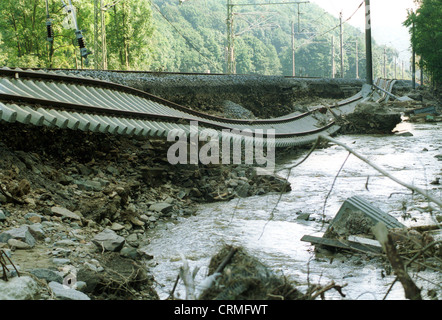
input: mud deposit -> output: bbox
[0,122,289,300]
[62,70,364,118]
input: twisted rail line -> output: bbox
[0,68,390,148]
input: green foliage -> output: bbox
[0,0,404,79]
[105,0,154,70]
[404,0,442,84]
[0,0,153,69]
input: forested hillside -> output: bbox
[0,0,405,79]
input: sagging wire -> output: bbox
[297,1,364,50]
[60,0,91,66]
[102,0,125,12]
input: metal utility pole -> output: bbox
[339,11,344,78]
[94,0,108,70]
[226,1,309,74]
[383,47,386,78]
[402,60,405,79]
[331,35,335,78]
[394,56,397,79]
[296,2,303,32]
[291,21,295,76]
[411,10,416,89]
[355,40,359,79]
[226,0,235,74]
[365,0,373,85]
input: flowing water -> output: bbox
[144,122,441,300]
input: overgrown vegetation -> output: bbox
[404,0,442,87]
[0,0,153,70]
[0,0,406,78]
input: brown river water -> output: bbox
[144,121,441,300]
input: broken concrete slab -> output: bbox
[301,235,383,254]
[0,276,40,300]
[324,196,406,239]
[303,196,407,254]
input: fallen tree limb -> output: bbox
[214,247,237,274]
[318,135,442,208]
[306,281,347,300]
[0,249,21,281]
[179,253,199,300]
[373,223,422,300]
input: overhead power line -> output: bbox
[297,1,364,49]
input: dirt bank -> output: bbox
[0,122,290,300]
[62,71,365,118]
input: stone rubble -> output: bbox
[0,121,290,300]
[1,74,434,300]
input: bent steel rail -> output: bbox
[0,68,378,148]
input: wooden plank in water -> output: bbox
[301,235,383,254]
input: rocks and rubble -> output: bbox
[0,121,291,300]
[337,101,402,134]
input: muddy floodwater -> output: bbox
[144,122,441,300]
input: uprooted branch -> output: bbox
[373,223,422,300]
[305,281,348,300]
[0,249,21,281]
[318,135,442,208]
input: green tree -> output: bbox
[404,0,442,85]
[0,0,403,78]
[105,0,153,70]
[0,0,46,67]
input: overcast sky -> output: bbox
[309,0,418,64]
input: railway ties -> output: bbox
[0,67,389,148]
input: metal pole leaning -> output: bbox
[365,0,373,85]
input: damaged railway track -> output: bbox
[0,67,378,148]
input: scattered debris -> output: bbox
[302,196,405,255]
[337,101,402,134]
[198,245,304,300]
[77,252,158,300]
[302,195,441,300]
[323,196,406,239]
[404,105,441,123]
[372,223,422,300]
[0,249,20,281]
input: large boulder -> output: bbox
[0,276,40,300]
[92,228,125,252]
[48,281,91,300]
[0,225,36,247]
